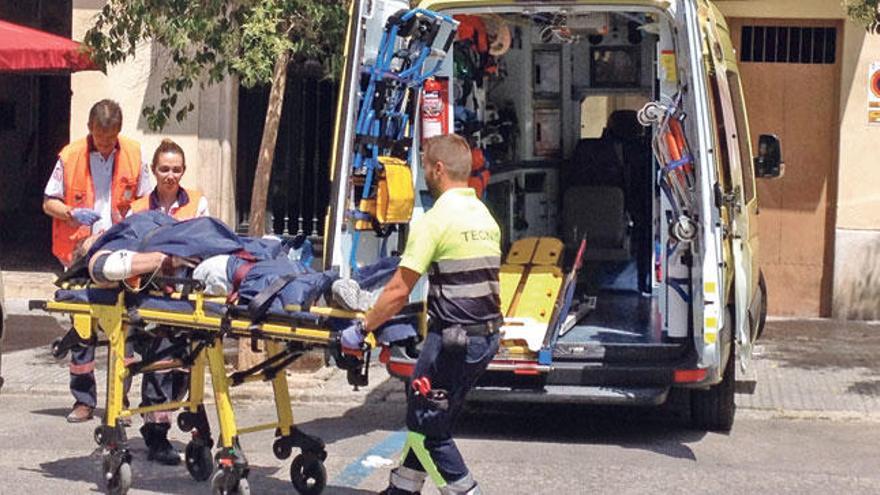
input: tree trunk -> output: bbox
[238,51,289,370]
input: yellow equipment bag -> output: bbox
[376,157,414,224]
[354,157,414,231]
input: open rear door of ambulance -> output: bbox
[324,0,412,276]
[702,5,756,372]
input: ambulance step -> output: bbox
[552,341,687,363]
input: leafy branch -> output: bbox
[84,0,348,130]
[845,0,880,33]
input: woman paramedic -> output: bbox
[127,138,209,465]
[129,138,209,219]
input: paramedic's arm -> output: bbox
[43,196,76,225]
[363,213,436,333]
[43,159,77,225]
[363,267,421,333]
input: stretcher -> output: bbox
[30,279,425,495]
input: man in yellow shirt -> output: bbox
[341,134,501,494]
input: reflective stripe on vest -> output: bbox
[52,137,142,265]
[427,255,502,326]
[130,189,203,220]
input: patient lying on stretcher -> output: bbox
[63,211,414,343]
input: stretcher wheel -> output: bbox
[103,459,131,495]
[290,453,327,495]
[210,470,250,495]
[51,337,68,359]
[178,412,194,432]
[272,439,292,460]
[185,441,214,481]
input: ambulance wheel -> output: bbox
[755,271,768,341]
[185,441,214,481]
[211,470,250,495]
[103,460,132,495]
[290,453,327,495]
[690,342,735,432]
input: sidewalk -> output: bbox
[2,297,879,419]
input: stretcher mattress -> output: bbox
[52,288,419,345]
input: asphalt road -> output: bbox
[0,394,877,494]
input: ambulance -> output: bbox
[325,0,784,431]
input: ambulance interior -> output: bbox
[435,9,690,348]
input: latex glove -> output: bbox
[70,208,101,226]
[340,321,366,352]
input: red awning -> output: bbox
[0,19,98,73]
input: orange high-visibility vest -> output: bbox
[130,188,203,220]
[52,136,142,266]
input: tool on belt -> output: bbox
[411,376,449,411]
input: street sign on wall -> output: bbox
[869,61,880,125]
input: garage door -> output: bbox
[728,18,841,317]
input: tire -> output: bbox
[236,478,250,495]
[185,441,214,482]
[104,461,132,495]
[290,453,327,495]
[690,344,736,432]
[211,471,250,495]
[755,271,768,341]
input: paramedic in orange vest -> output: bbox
[129,138,209,219]
[127,138,208,465]
[42,99,152,424]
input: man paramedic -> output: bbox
[341,134,502,495]
[42,99,151,423]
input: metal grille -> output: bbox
[236,76,338,241]
[740,25,836,64]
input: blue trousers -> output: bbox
[403,330,500,483]
[69,328,188,421]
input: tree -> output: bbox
[85,0,347,235]
[85,0,348,368]
[845,0,880,33]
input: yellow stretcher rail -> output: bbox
[32,289,370,495]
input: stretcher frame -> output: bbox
[31,287,422,495]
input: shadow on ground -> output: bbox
[27,442,372,494]
[296,376,706,462]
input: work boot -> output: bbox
[380,466,426,494]
[66,403,94,423]
[439,473,482,495]
[378,488,420,495]
[140,422,181,465]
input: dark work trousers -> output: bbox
[403,329,500,483]
[130,328,190,423]
[69,326,189,420]
[69,342,99,408]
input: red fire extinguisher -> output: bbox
[421,77,449,141]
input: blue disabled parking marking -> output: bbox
[333,429,407,487]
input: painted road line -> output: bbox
[334,429,408,487]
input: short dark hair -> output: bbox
[88,99,123,130]
[422,134,472,181]
[151,138,186,171]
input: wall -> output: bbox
[715,0,880,319]
[71,2,238,226]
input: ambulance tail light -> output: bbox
[674,368,708,383]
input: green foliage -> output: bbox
[845,0,880,33]
[85,0,348,130]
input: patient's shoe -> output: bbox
[332,279,377,312]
